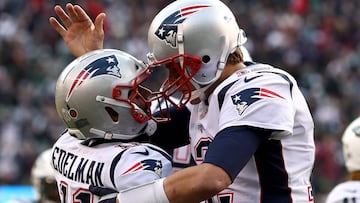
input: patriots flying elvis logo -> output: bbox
[155,5,210,48]
[122,159,163,177]
[231,88,284,115]
[66,55,122,102]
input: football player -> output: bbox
[49,1,315,203]
[52,49,172,203]
[31,149,60,203]
[5,149,60,203]
[325,117,360,203]
[119,0,315,202]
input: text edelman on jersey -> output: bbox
[52,146,105,186]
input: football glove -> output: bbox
[89,185,118,203]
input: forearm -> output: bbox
[164,164,230,203]
[116,163,230,203]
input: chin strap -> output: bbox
[89,120,157,140]
[89,128,126,140]
[177,23,184,65]
[86,121,156,141]
[144,119,157,136]
[189,82,209,103]
[68,129,86,140]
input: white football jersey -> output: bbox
[187,63,315,203]
[51,131,172,203]
[326,181,360,203]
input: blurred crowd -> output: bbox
[0,0,359,201]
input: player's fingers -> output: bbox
[54,5,72,28]
[66,3,81,22]
[49,17,67,37]
[73,5,92,22]
[94,13,106,34]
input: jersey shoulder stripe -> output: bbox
[110,148,129,188]
[146,145,172,162]
[109,144,172,188]
[258,70,294,95]
[218,80,237,110]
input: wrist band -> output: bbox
[118,178,170,203]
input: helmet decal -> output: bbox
[155,5,210,48]
[231,88,284,115]
[56,49,150,140]
[66,55,122,101]
[122,159,163,177]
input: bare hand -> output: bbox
[49,3,105,57]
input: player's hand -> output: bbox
[49,3,105,57]
[89,185,118,203]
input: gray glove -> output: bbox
[89,185,118,203]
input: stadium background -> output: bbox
[0,0,359,202]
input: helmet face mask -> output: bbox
[112,72,152,124]
[148,54,202,108]
[127,53,202,122]
[55,49,154,140]
[147,0,247,108]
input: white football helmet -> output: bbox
[342,117,360,172]
[147,0,247,107]
[55,49,156,140]
[31,149,59,203]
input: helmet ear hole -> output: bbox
[105,107,119,122]
[202,55,211,63]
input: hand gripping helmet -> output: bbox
[31,149,59,203]
[342,117,360,172]
[55,49,155,140]
[147,0,247,106]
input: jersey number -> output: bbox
[60,181,94,203]
[206,193,234,203]
[194,139,234,203]
[194,137,212,162]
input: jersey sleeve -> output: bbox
[218,71,295,137]
[111,144,172,191]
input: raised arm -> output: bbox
[49,3,105,57]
